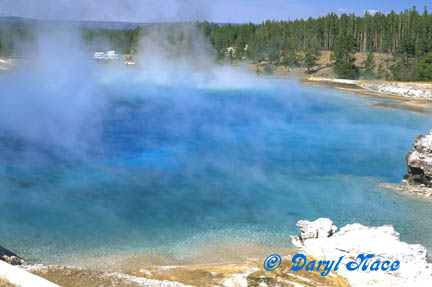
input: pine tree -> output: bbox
[304,45,321,73]
[363,52,376,78]
[332,35,359,79]
[418,53,432,81]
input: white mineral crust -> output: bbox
[291,218,432,287]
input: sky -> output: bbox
[0,0,430,23]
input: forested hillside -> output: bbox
[1,6,432,81]
[200,6,432,80]
[202,6,432,57]
[0,23,33,56]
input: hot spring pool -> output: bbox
[1,74,432,265]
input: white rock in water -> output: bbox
[291,218,432,287]
[294,218,337,243]
[414,130,432,152]
[406,130,432,186]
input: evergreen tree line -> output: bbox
[201,6,432,58]
[1,6,432,80]
[199,6,432,80]
[0,23,34,56]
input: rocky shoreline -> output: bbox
[305,76,432,101]
[0,251,348,287]
[2,217,432,286]
[302,76,432,113]
[382,129,432,200]
[4,218,430,287]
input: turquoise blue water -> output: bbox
[1,76,432,264]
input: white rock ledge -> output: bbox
[361,82,432,100]
[0,260,60,287]
[306,76,432,100]
[291,218,432,287]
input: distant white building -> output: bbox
[93,51,105,60]
[105,51,120,60]
[93,51,120,61]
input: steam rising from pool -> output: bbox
[1,27,432,265]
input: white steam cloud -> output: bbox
[0,22,265,168]
[0,26,106,161]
